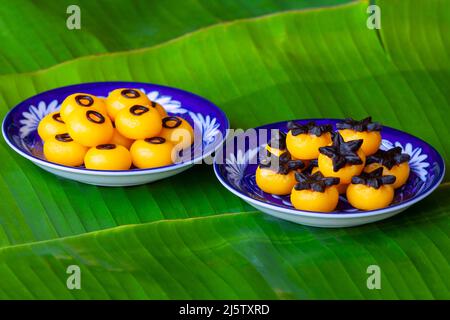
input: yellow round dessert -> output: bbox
[347,184,394,211]
[159,116,194,150]
[364,162,409,189]
[291,186,339,212]
[285,121,333,160]
[84,144,132,170]
[60,93,107,121]
[346,167,396,210]
[364,147,411,189]
[318,149,366,184]
[286,131,332,160]
[110,124,134,149]
[115,105,162,140]
[130,137,174,169]
[255,166,296,195]
[338,129,381,156]
[43,133,88,167]
[336,117,382,156]
[106,88,152,120]
[290,171,340,212]
[37,112,67,141]
[66,109,114,147]
[318,133,366,184]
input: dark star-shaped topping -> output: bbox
[267,130,287,151]
[352,167,396,189]
[260,151,305,174]
[294,171,340,193]
[336,116,381,132]
[319,132,364,171]
[366,147,410,169]
[287,121,333,137]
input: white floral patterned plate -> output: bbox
[213,119,445,228]
[2,82,229,186]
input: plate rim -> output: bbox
[213,118,446,218]
[2,81,230,176]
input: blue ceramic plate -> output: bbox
[213,119,445,227]
[2,82,229,186]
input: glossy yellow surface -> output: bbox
[84,145,132,170]
[60,93,107,121]
[255,167,296,195]
[37,112,67,141]
[318,149,366,184]
[44,136,88,167]
[115,105,162,140]
[290,186,339,212]
[338,129,381,156]
[109,128,134,149]
[286,132,331,160]
[106,88,151,120]
[130,139,174,169]
[364,162,410,189]
[159,117,194,150]
[66,108,113,147]
[347,183,394,210]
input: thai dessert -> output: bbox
[84,144,132,170]
[286,121,333,160]
[290,171,340,212]
[364,147,410,189]
[256,152,305,195]
[347,167,396,210]
[37,89,194,170]
[336,116,381,156]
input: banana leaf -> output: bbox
[0,0,448,299]
[0,0,350,74]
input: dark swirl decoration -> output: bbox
[129,105,149,116]
[86,110,106,124]
[52,112,65,124]
[75,94,94,107]
[96,144,116,150]
[162,116,182,129]
[121,89,141,99]
[55,133,73,142]
[145,137,166,144]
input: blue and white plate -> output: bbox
[213,119,445,228]
[2,82,229,186]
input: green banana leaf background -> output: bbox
[0,0,449,299]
